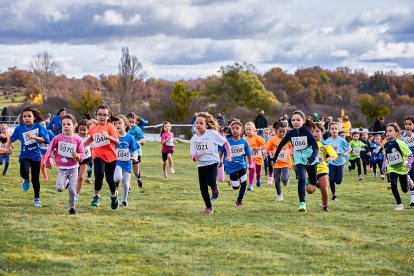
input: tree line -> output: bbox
[0,48,413,128]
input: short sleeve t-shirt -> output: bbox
[221,137,251,174]
[116,134,139,173]
[88,123,119,163]
[10,123,50,161]
[190,129,227,167]
[161,132,175,153]
[264,135,292,169]
[384,139,412,174]
[245,134,266,163]
[325,136,350,166]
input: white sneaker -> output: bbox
[247,184,254,191]
[394,204,404,211]
[267,177,273,185]
[358,175,363,181]
[276,194,284,201]
[163,172,168,178]
[170,168,175,174]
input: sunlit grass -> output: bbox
[1,141,413,274]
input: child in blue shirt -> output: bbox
[369,134,384,179]
[9,106,50,207]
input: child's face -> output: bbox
[405,120,414,131]
[244,125,254,136]
[195,117,207,133]
[329,124,339,136]
[231,124,242,137]
[22,111,34,126]
[114,120,125,134]
[96,108,109,124]
[386,126,397,140]
[276,127,287,138]
[374,136,381,144]
[291,114,304,129]
[264,131,269,138]
[128,118,136,126]
[62,118,75,135]
[352,133,360,140]
[0,125,7,133]
[312,127,323,141]
[78,125,88,137]
[361,133,368,140]
[163,123,171,132]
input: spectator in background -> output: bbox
[47,108,66,135]
[312,112,320,122]
[191,112,198,135]
[136,116,148,132]
[1,107,9,123]
[44,113,52,125]
[342,115,352,142]
[324,116,333,131]
[372,117,386,134]
[254,110,268,137]
[216,112,225,127]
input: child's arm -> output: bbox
[84,137,93,147]
[45,138,58,168]
[406,154,413,169]
[223,141,232,162]
[102,131,119,145]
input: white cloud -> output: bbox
[360,41,414,60]
[93,9,142,26]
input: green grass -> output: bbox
[0,95,26,109]
[1,142,414,275]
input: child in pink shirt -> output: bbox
[45,114,85,215]
[160,121,176,178]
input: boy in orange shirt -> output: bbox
[264,121,292,200]
[245,122,266,190]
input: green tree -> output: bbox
[358,92,392,119]
[164,82,199,122]
[71,90,103,115]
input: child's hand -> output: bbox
[101,131,109,138]
[192,154,199,162]
[218,162,223,168]
[131,157,138,163]
[72,152,80,160]
[406,163,412,169]
[225,156,232,162]
[326,157,334,163]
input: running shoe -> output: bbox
[122,201,128,207]
[204,208,213,215]
[247,184,254,191]
[21,179,30,192]
[69,208,76,215]
[331,195,338,201]
[137,178,143,188]
[235,201,243,207]
[267,177,273,185]
[111,193,119,210]
[33,198,42,207]
[211,189,219,201]
[276,194,284,201]
[170,168,175,174]
[394,204,404,211]
[298,202,306,212]
[256,179,261,187]
[90,195,101,207]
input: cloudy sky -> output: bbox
[0,0,413,80]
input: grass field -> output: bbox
[0,95,26,110]
[1,141,414,275]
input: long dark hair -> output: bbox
[56,108,66,116]
[21,106,43,123]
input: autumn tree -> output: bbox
[71,90,103,115]
[164,82,199,122]
[29,51,61,102]
[118,47,146,113]
[358,92,392,119]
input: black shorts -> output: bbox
[317,173,328,179]
[162,151,174,161]
[132,155,141,164]
[80,156,92,166]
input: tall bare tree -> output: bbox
[30,51,61,102]
[118,47,146,113]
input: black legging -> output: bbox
[93,157,117,193]
[389,172,409,204]
[349,158,362,176]
[198,163,218,208]
[20,158,41,198]
[372,160,384,175]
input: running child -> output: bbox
[160,121,176,178]
[84,105,120,209]
[403,116,414,205]
[264,121,292,201]
[263,128,272,178]
[113,115,139,207]
[273,110,319,212]
[0,124,12,176]
[348,131,369,180]
[39,120,55,181]
[369,134,385,179]
[382,123,413,210]
[45,114,85,214]
[8,106,50,207]
[127,112,145,188]
[360,130,371,175]
[220,119,252,206]
[306,122,338,211]
[190,112,232,215]
[75,119,92,202]
[244,122,266,190]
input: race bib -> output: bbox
[277,150,287,162]
[387,151,403,166]
[332,144,339,153]
[352,148,361,155]
[231,144,245,157]
[291,136,308,151]
[166,138,174,147]
[317,154,323,164]
[404,137,414,148]
[373,147,380,154]
[251,149,262,158]
[93,133,110,147]
[195,141,212,154]
[84,147,91,158]
[0,143,7,150]
[116,148,130,161]
[23,129,39,146]
[58,141,76,158]
[39,143,49,151]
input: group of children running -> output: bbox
[190,111,414,214]
[4,105,414,215]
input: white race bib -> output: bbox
[291,136,308,151]
[404,137,414,148]
[93,133,110,147]
[251,149,262,158]
[277,150,287,162]
[0,143,7,150]
[195,141,212,154]
[166,138,174,147]
[116,148,130,161]
[352,148,361,155]
[387,151,403,166]
[39,143,49,151]
[231,144,245,157]
[373,147,380,154]
[332,144,339,153]
[58,141,76,158]
[23,129,39,146]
